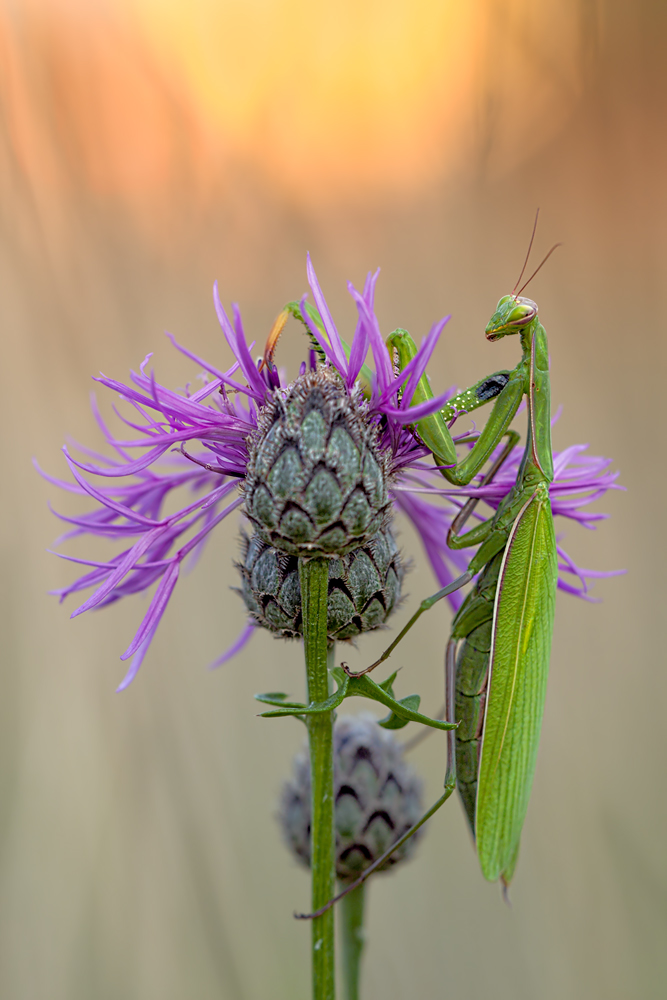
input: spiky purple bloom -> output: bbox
[392,420,624,602]
[40,258,621,688]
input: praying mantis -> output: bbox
[343,242,561,888]
[445,294,557,887]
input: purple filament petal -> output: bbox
[306,254,348,374]
[209,621,256,669]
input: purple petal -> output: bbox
[121,561,181,661]
[116,622,160,691]
[212,283,266,399]
[71,529,168,616]
[208,621,255,669]
[401,316,451,409]
[90,394,133,460]
[346,268,380,387]
[66,442,174,478]
[164,331,229,382]
[306,254,347,373]
[347,283,393,396]
[380,387,457,424]
[557,579,600,601]
[34,459,87,495]
[176,495,243,559]
[63,452,164,526]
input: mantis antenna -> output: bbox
[512,208,541,295]
[516,243,562,297]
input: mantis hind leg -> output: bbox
[343,570,474,677]
[388,326,525,487]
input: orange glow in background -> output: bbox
[1,0,586,214]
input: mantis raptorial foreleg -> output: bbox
[387,328,526,486]
[279,298,527,488]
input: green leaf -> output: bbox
[378,693,421,730]
[378,671,398,696]
[344,673,456,731]
[254,692,306,709]
[331,665,347,687]
[259,671,350,718]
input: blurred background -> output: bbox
[1,0,665,997]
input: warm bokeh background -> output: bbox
[1,1,665,997]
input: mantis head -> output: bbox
[485,295,538,342]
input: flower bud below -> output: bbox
[244,368,391,557]
[279,715,424,882]
[238,527,404,642]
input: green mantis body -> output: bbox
[391,295,558,885]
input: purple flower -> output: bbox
[391,422,625,604]
[40,259,622,688]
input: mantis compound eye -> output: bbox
[508,297,538,326]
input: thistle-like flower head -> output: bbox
[238,527,404,642]
[245,367,391,556]
[279,715,423,881]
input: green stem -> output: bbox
[339,882,365,1000]
[299,557,335,1000]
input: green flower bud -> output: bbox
[244,368,391,557]
[237,527,404,642]
[279,715,424,882]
